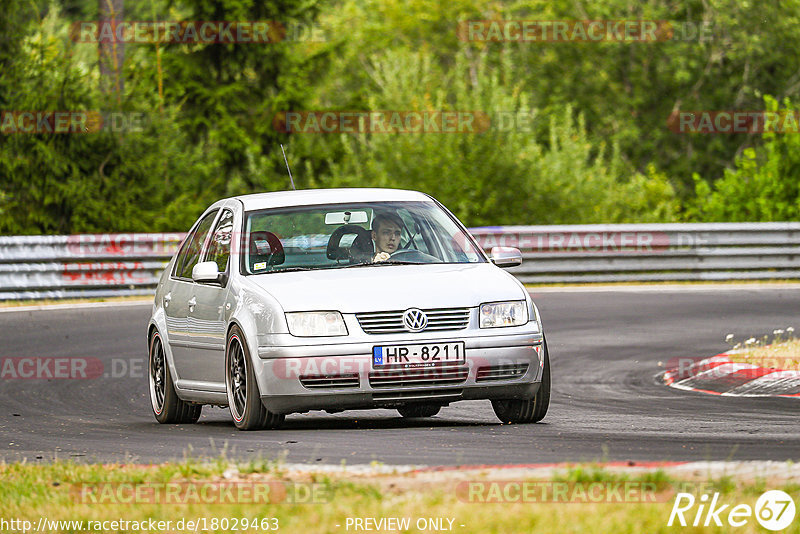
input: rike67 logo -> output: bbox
[669,490,796,531]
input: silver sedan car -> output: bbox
[147,188,550,430]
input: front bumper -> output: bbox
[254,330,544,414]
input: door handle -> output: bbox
[188,296,196,312]
[163,292,172,308]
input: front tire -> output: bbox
[491,337,551,424]
[148,331,202,424]
[225,326,284,430]
[397,404,441,418]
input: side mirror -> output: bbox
[490,246,522,267]
[192,261,224,284]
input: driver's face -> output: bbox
[373,221,401,254]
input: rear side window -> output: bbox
[173,210,219,279]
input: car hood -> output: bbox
[246,263,526,313]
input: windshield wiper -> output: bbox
[256,261,430,274]
[337,260,423,269]
[260,267,318,274]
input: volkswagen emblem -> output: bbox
[403,308,428,332]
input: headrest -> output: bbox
[249,231,285,271]
[327,224,372,261]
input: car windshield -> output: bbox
[241,201,485,274]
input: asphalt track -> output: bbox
[0,287,798,465]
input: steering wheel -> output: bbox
[389,248,438,263]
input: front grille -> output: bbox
[369,365,469,388]
[299,373,360,389]
[475,364,529,382]
[356,307,471,334]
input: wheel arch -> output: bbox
[147,318,182,395]
[147,322,158,343]
[225,309,276,400]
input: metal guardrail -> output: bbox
[1,223,799,299]
[0,234,185,300]
[469,222,800,283]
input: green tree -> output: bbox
[303,0,800,211]
[290,49,677,226]
[0,2,218,233]
[690,96,800,222]
[159,0,323,196]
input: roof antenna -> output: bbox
[280,144,297,191]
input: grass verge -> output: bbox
[728,339,800,371]
[1,460,798,533]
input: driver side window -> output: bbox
[173,210,219,279]
[204,209,234,273]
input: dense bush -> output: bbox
[291,49,678,225]
[1,0,799,233]
[690,97,800,222]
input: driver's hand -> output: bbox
[373,252,391,262]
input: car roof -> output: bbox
[232,188,433,211]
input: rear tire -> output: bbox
[397,404,441,418]
[148,331,202,424]
[491,337,551,424]
[225,326,284,430]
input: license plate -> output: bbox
[372,342,465,368]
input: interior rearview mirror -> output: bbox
[325,211,369,225]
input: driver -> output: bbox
[371,212,403,262]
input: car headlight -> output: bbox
[480,301,528,328]
[285,311,348,337]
